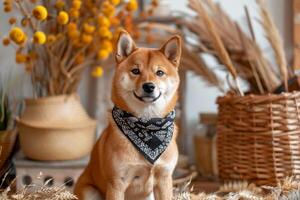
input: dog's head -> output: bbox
[112,30,181,118]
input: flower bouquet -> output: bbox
[2,0,147,160]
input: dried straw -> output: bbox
[257,0,288,92]
[176,0,282,93]
[188,0,244,95]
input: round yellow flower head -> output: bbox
[9,27,26,45]
[81,34,93,44]
[91,66,104,77]
[21,18,29,27]
[2,38,10,46]
[72,0,82,9]
[68,30,80,39]
[97,15,110,27]
[69,8,80,18]
[4,5,12,12]
[47,34,57,43]
[9,17,16,25]
[67,22,77,31]
[33,31,46,44]
[97,49,110,60]
[55,0,65,9]
[15,53,27,64]
[57,11,69,25]
[32,5,48,20]
[102,1,115,17]
[126,0,138,11]
[83,23,95,34]
[110,17,120,26]
[101,39,113,52]
[109,0,120,6]
[98,27,112,39]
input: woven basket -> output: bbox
[217,92,300,186]
[0,129,17,170]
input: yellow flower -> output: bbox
[33,31,46,44]
[47,34,57,43]
[126,0,138,11]
[9,17,16,25]
[110,17,120,26]
[97,15,110,27]
[21,18,29,27]
[101,39,113,52]
[67,22,77,31]
[4,5,12,12]
[2,38,10,46]
[68,30,80,39]
[55,0,65,9]
[32,5,48,20]
[69,8,80,18]
[102,1,115,17]
[72,0,82,9]
[109,0,120,6]
[98,27,112,39]
[15,53,27,64]
[91,66,104,77]
[83,23,95,34]
[9,27,26,45]
[97,49,110,60]
[81,34,93,44]
[57,11,69,25]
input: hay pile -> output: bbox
[173,177,300,200]
[1,177,300,200]
[0,183,77,200]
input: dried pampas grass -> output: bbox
[256,0,288,92]
[188,0,243,95]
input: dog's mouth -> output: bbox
[133,92,162,103]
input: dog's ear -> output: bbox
[115,30,136,63]
[160,35,181,67]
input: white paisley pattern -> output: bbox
[112,106,175,164]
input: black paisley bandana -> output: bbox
[112,106,175,164]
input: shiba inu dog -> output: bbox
[74,30,181,200]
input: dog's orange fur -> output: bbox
[74,31,181,200]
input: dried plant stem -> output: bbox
[190,0,243,95]
[14,1,37,32]
[257,0,288,92]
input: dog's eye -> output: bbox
[131,68,140,75]
[156,70,165,77]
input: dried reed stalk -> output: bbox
[189,0,244,95]
[180,0,282,93]
[257,0,288,92]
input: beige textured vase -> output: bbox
[16,94,96,161]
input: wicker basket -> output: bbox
[217,92,300,186]
[0,129,17,170]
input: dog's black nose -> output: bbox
[142,82,155,93]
